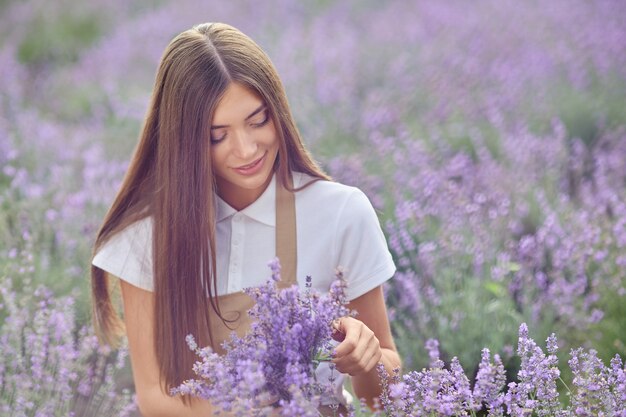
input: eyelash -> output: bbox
[210,113,270,144]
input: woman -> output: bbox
[91,22,400,416]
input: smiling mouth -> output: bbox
[232,152,267,174]
[237,155,264,170]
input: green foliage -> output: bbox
[526,76,626,143]
[393,262,523,374]
[17,12,103,67]
[589,288,626,361]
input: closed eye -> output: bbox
[210,131,227,144]
[251,111,270,128]
[210,106,269,144]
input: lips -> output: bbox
[238,156,263,169]
[233,153,266,175]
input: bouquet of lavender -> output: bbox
[172,259,350,416]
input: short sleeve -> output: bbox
[335,189,396,300]
[92,217,155,291]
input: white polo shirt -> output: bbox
[92,171,396,404]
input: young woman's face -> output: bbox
[210,82,279,210]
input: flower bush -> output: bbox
[375,324,626,416]
[1,0,626,415]
[0,236,136,416]
[172,259,350,417]
[174,268,626,416]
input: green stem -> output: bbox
[557,376,573,397]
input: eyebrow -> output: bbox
[210,104,266,130]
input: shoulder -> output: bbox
[293,173,395,300]
[100,216,153,250]
[293,171,383,241]
[293,172,373,215]
[92,216,154,291]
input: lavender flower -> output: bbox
[0,247,136,416]
[2,1,626,415]
[172,259,350,416]
[568,348,617,416]
[472,349,506,416]
[376,324,626,417]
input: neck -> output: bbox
[215,174,273,211]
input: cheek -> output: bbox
[210,147,227,172]
[264,124,279,147]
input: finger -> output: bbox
[343,331,371,365]
[338,342,380,376]
[337,350,373,375]
[335,317,369,357]
[331,322,345,342]
[364,349,382,373]
[334,332,381,375]
[332,318,363,358]
[337,321,377,361]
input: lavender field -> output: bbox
[1,0,626,415]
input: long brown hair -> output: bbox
[91,22,329,395]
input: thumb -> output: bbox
[331,318,346,342]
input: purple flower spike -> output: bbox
[173,261,349,415]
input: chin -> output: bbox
[231,170,273,190]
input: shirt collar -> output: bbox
[215,174,276,226]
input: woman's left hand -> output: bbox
[331,316,382,376]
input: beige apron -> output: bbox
[208,176,348,415]
[208,176,297,355]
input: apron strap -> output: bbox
[275,174,297,286]
[207,173,298,352]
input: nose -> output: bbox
[231,129,257,160]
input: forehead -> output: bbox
[212,83,264,124]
